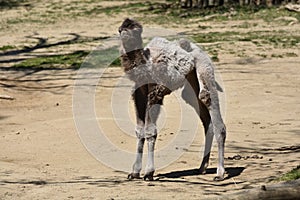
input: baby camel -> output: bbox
[119,18,226,181]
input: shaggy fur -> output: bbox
[119,18,226,181]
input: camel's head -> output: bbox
[119,18,143,52]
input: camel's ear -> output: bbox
[133,19,143,33]
[134,26,143,34]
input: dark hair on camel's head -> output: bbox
[119,18,143,33]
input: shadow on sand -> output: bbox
[157,167,245,180]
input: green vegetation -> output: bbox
[271,53,283,58]
[0,45,16,51]
[277,165,300,181]
[14,51,89,69]
[0,0,27,9]
[13,46,121,69]
[192,30,300,48]
[85,46,120,68]
[285,52,298,57]
[138,3,300,23]
[3,1,299,68]
[4,1,299,31]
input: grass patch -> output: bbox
[0,0,27,9]
[142,4,300,23]
[83,2,146,16]
[271,54,283,58]
[257,53,267,58]
[0,45,16,51]
[85,46,121,68]
[192,31,300,48]
[277,165,300,181]
[193,31,239,43]
[285,52,298,57]
[13,46,121,70]
[14,51,89,69]
[233,22,258,29]
[3,1,300,28]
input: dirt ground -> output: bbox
[1,1,300,199]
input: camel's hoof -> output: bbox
[127,173,141,180]
[213,176,224,181]
[143,171,154,181]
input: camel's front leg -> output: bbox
[143,105,160,181]
[143,85,164,181]
[128,123,145,180]
[128,86,147,180]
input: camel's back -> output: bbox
[145,37,195,90]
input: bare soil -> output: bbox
[0,1,300,199]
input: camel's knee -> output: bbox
[144,124,157,139]
[135,125,145,139]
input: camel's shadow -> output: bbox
[157,167,245,180]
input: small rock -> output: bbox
[56,103,59,106]
[269,158,273,161]
[252,121,261,125]
[182,148,188,152]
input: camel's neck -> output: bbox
[121,48,148,72]
[122,36,143,53]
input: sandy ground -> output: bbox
[1,1,300,199]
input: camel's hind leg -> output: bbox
[196,64,226,181]
[184,69,213,175]
[199,112,214,174]
[208,105,226,181]
[128,86,148,180]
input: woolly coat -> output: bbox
[125,37,195,91]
